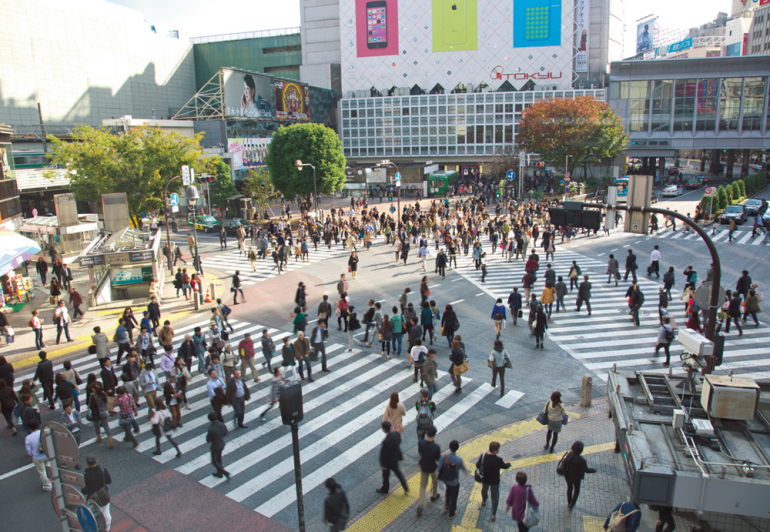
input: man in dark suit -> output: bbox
[32,351,56,409]
[100,358,118,413]
[376,421,409,494]
[624,249,638,282]
[225,370,250,429]
[206,411,230,478]
[576,275,592,316]
[310,321,330,372]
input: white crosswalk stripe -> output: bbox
[631,226,768,246]
[200,245,351,285]
[14,315,496,520]
[439,241,770,384]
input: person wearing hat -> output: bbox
[83,454,112,531]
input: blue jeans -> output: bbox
[363,322,374,342]
[545,302,553,318]
[197,352,206,373]
[555,296,565,313]
[297,356,312,379]
[56,323,72,343]
[391,333,403,356]
[425,383,437,400]
[34,328,44,349]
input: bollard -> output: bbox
[210,281,217,301]
[580,375,593,407]
[194,290,201,311]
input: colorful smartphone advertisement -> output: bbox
[513,0,562,49]
[273,80,310,121]
[356,0,399,57]
[432,0,477,52]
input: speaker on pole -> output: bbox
[280,380,304,425]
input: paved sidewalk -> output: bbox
[347,398,701,532]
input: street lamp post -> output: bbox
[186,185,203,277]
[380,159,400,226]
[163,175,181,273]
[294,160,318,217]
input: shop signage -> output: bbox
[128,251,154,262]
[80,255,105,266]
[112,266,154,286]
[490,68,562,81]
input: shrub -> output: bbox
[725,184,734,205]
[717,185,728,210]
[737,179,745,198]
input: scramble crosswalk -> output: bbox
[12,317,496,524]
[200,244,350,285]
[439,242,770,384]
[644,226,770,245]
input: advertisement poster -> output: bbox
[432,0,478,52]
[223,69,273,119]
[228,138,271,171]
[636,19,654,54]
[575,0,589,72]
[513,0,563,49]
[274,80,310,121]
[356,0,399,57]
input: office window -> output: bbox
[466,126,474,143]
[696,79,719,132]
[476,105,485,113]
[610,81,629,100]
[719,78,743,131]
[650,80,673,133]
[457,126,466,143]
[495,125,503,143]
[421,126,429,135]
[505,125,513,143]
[673,79,696,132]
[457,105,465,114]
[485,126,493,143]
[351,110,358,118]
[476,125,485,143]
[629,81,650,132]
[742,77,766,131]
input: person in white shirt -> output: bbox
[25,419,52,491]
[54,301,72,344]
[409,340,428,386]
[150,398,182,458]
[61,403,82,468]
[649,245,662,279]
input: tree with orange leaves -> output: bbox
[518,96,627,174]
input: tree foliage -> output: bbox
[265,123,346,198]
[241,168,275,218]
[717,185,728,210]
[736,179,745,198]
[203,158,238,208]
[487,146,520,179]
[47,125,209,219]
[518,96,628,172]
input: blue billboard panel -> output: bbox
[513,0,562,49]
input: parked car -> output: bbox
[221,219,253,235]
[662,184,684,197]
[720,204,747,225]
[744,199,763,215]
[188,215,221,233]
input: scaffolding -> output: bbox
[173,70,226,121]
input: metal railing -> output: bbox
[191,27,301,44]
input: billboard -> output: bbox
[514,0,563,49]
[761,0,770,6]
[228,138,271,171]
[274,80,310,121]
[339,0,574,93]
[223,69,273,119]
[636,20,655,54]
[431,0,478,52]
[574,0,589,72]
[356,0,399,57]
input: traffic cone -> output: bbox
[205,288,212,303]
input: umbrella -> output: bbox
[0,229,42,278]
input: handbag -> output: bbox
[517,309,524,318]
[455,358,469,375]
[522,486,540,527]
[91,470,110,506]
[562,414,569,425]
[221,330,230,341]
[474,453,485,483]
[504,353,513,369]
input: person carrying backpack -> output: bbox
[323,477,350,532]
[603,500,641,532]
[415,389,436,441]
[437,439,467,519]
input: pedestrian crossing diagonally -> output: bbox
[200,245,351,285]
[642,226,769,246]
[14,316,496,525]
[438,244,770,384]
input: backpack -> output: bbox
[607,505,640,532]
[664,328,675,343]
[348,313,361,330]
[221,304,232,317]
[437,452,458,482]
[416,401,434,431]
[637,291,645,306]
[556,451,571,476]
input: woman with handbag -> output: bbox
[83,454,113,532]
[449,339,466,394]
[49,277,62,304]
[150,398,182,458]
[122,307,138,344]
[488,340,510,397]
[505,471,540,532]
[172,358,192,409]
[348,251,359,280]
[382,391,407,434]
[543,391,566,453]
[563,440,596,509]
[336,295,349,332]
[441,304,459,348]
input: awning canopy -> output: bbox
[0,230,42,277]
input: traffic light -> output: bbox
[537,162,544,168]
[199,174,215,183]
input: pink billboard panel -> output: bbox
[356,0,399,57]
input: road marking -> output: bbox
[634,240,642,244]
[377,299,387,303]
[476,293,485,297]
[452,278,464,282]
[596,253,604,257]
[429,284,440,289]
[450,299,465,305]
[610,249,618,252]
[495,390,525,409]
[738,231,754,244]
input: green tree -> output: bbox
[47,125,208,220]
[203,158,238,208]
[518,96,628,173]
[265,123,346,198]
[241,168,275,219]
[725,183,734,205]
[717,185,728,210]
[736,179,746,198]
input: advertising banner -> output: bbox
[228,138,271,171]
[356,0,399,57]
[223,69,273,119]
[514,0,563,49]
[431,0,478,52]
[274,80,310,121]
[761,0,770,6]
[575,0,589,72]
[636,19,655,54]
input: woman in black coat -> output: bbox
[0,356,14,390]
[534,305,548,349]
[563,440,597,509]
[441,304,459,348]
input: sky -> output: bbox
[107,0,733,53]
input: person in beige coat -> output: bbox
[382,391,407,434]
[294,332,313,382]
